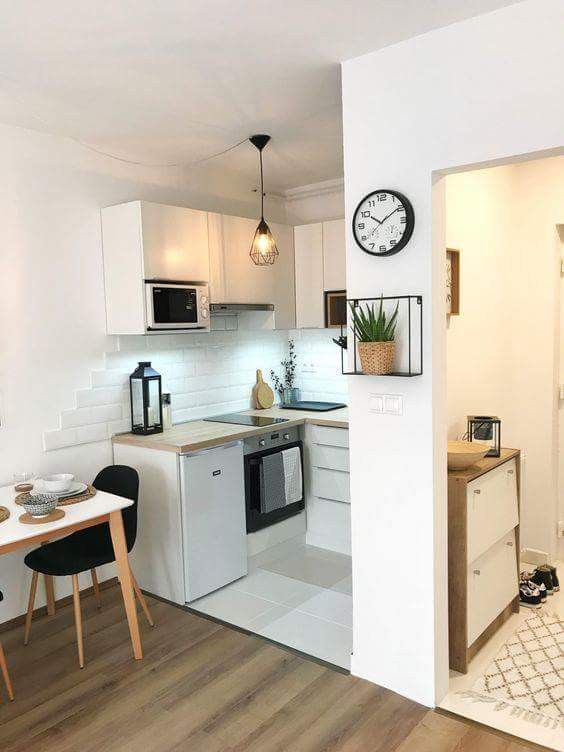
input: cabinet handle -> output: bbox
[473,569,481,575]
[507,469,514,475]
[473,489,481,495]
[506,541,514,546]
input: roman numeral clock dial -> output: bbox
[352,189,414,256]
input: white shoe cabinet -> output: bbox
[448,448,520,673]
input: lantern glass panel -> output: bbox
[131,378,144,429]
[147,378,161,429]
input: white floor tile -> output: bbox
[331,575,353,595]
[251,607,352,669]
[295,589,353,628]
[191,587,275,630]
[231,568,323,606]
[263,548,351,589]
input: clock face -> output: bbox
[352,189,414,256]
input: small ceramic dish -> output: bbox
[21,494,58,517]
[42,473,74,492]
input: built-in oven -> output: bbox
[145,281,210,332]
[244,428,304,532]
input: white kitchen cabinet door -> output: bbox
[140,201,210,282]
[208,212,226,303]
[219,214,296,329]
[322,219,346,291]
[294,223,324,328]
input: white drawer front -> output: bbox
[467,458,518,562]
[312,467,350,503]
[309,424,349,448]
[311,444,350,473]
[306,496,351,555]
[467,529,518,646]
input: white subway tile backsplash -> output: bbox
[44,328,347,452]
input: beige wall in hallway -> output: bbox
[446,156,564,558]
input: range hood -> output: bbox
[210,303,274,315]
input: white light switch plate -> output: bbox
[369,394,384,413]
[370,393,403,415]
[384,394,403,416]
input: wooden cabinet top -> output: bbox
[448,448,520,483]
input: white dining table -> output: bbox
[0,485,142,660]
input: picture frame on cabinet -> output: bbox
[446,248,460,316]
[324,290,347,327]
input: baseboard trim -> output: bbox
[0,576,118,634]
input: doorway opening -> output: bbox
[438,154,564,748]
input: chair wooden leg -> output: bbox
[0,642,14,701]
[24,571,39,645]
[90,569,102,610]
[72,575,84,669]
[44,575,56,616]
[131,573,154,628]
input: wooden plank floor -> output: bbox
[0,584,544,751]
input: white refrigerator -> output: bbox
[180,441,248,602]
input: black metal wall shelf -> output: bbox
[340,295,423,376]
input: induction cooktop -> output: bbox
[204,413,289,427]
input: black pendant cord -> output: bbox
[259,148,264,219]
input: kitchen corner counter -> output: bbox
[112,407,349,454]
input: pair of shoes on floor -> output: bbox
[519,564,560,609]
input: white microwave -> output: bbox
[145,281,210,332]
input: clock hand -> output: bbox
[380,206,401,224]
[370,215,382,224]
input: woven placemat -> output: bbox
[19,509,66,525]
[15,485,97,507]
[0,506,10,523]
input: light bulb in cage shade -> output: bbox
[249,133,278,266]
[250,218,279,265]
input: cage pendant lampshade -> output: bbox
[249,134,279,266]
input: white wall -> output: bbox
[446,157,564,559]
[342,0,564,706]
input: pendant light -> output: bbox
[249,134,279,266]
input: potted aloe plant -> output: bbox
[349,298,399,375]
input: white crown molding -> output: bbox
[284,177,344,203]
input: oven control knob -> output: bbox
[283,433,290,440]
[259,439,266,447]
[201,308,209,319]
[201,296,208,304]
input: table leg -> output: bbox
[44,576,56,616]
[109,511,142,660]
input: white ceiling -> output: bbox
[0,0,519,191]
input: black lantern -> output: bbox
[467,415,501,458]
[130,362,163,435]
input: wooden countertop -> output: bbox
[112,406,349,454]
[447,447,519,482]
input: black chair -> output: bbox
[0,591,14,701]
[23,465,154,668]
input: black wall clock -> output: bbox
[352,189,414,256]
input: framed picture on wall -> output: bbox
[446,248,460,316]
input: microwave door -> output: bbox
[152,287,198,327]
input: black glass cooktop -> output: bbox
[204,413,289,427]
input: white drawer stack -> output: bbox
[448,451,520,673]
[305,425,351,555]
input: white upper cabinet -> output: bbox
[139,201,209,281]
[294,219,346,328]
[209,213,296,330]
[322,219,346,292]
[294,223,324,328]
[101,200,210,334]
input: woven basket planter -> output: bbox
[357,341,395,375]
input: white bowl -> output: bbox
[42,473,74,492]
